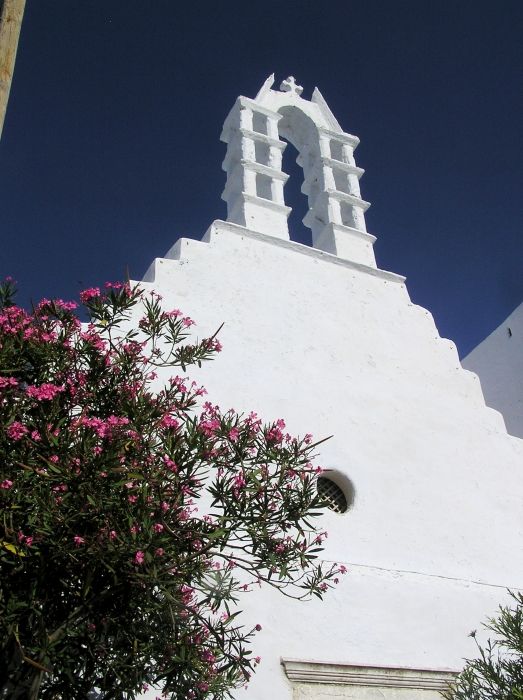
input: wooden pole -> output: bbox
[0,0,26,141]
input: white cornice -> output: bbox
[281,659,458,691]
[240,160,289,181]
[321,156,365,178]
[326,188,371,211]
[238,127,286,149]
[205,220,405,284]
[318,126,360,148]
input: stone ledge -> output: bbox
[318,125,360,147]
[204,220,405,284]
[238,127,286,149]
[325,188,372,211]
[240,159,289,181]
[321,156,365,178]
[281,659,458,691]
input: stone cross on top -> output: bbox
[279,76,303,95]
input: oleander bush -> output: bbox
[0,279,342,700]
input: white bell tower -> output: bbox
[221,75,375,267]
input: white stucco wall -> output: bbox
[463,303,523,439]
[139,220,523,699]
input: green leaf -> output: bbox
[1,541,26,557]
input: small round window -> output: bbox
[317,476,350,514]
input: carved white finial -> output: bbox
[279,76,303,96]
[255,73,275,100]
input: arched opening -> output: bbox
[281,139,312,246]
[277,106,321,247]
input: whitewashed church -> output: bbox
[140,76,523,699]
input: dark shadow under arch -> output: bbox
[277,105,322,247]
[281,138,312,246]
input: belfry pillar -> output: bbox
[220,97,291,240]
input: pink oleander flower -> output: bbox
[180,584,194,604]
[233,471,246,495]
[6,421,28,441]
[169,375,188,393]
[73,536,85,546]
[339,564,348,574]
[204,337,222,353]
[0,376,18,389]
[108,530,117,540]
[153,523,164,533]
[60,299,78,310]
[162,455,177,472]
[181,317,195,328]
[0,479,13,489]
[79,287,101,303]
[134,550,145,565]
[266,420,285,444]
[198,418,220,437]
[25,536,34,547]
[255,624,262,631]
[201,649,215,663]
[165,308,182,318]
[155,547,164,557]
[228,427,240,442]
[160,414,179,430]
[79,329,106,352]
[26,383,64,401]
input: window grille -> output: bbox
[317,476,348,513]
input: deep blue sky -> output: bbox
[1,1,521,357]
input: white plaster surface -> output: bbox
[463,303,523,438]
[139,220,523,700]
